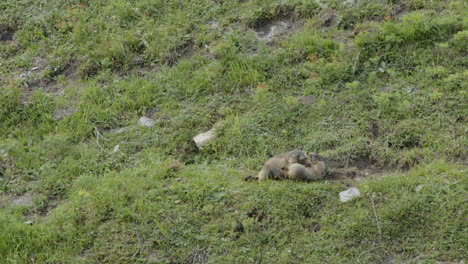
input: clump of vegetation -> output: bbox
[1,0,466,263]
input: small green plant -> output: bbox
[0,85,21,124]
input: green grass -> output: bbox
[0,0,467,263]
[1,159,466,263]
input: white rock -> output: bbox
[339,187,361,202]
[137,116,155,127]
[193,129,215,148]
[113,144,120,153]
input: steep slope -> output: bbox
[0,0,466,263]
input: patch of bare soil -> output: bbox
[2,190,62,221]
[0,24,14,41]
[392,4,409,19]
[9,58,81,119]
[42,198,59,216]
[320,9,337,27]
[327,156,385,181]
[7,192,35,207]
[12,56,48,85]
[254,19,298,43]
[11,57,51,104]
[163,39,194,66]
[187,246,209,264]
[330,30,357,49]
[15,59,79,90]
[52,106,75,120]
[124,61,161,78]
[296,95,316,105]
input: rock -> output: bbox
[193,129,215,148]
[137,116,156,127]
[415,184,424,193]
[339,187,361,202]
[113,145,120,153]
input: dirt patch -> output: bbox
[42,199,59,216]
[52,106,74,120]
[147,251,160,262]
[187,246,209,264]
[247,207,266,222]
[392,4,409,19]
[354,156,371,170]
[162,39,194,66]
[9,58,81,119]
[48,82,81,120]
[296,95,316,105]
[12,57,48,85]
[327,156,384,181]
[371,120,379,139]
[0,153,15,178]
[254,19,296,42]
[9,192,34,207]
[328,166,383,181]
[60,62,79,80]
[10,57,50,104]
[0,24,14,41]
[125,63,161,78]
[330,29,356,49]
[309,222,321,232]
[321,9,337,27]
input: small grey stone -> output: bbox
[137,116,156,127]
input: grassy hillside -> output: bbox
[1,0,466,263]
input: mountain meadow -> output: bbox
[0,0,466,263]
